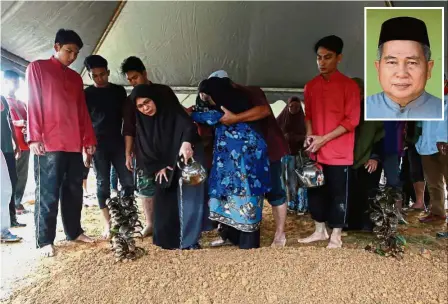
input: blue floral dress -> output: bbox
[191,110,271,232]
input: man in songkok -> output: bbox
[366,16,442,120]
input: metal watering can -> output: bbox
[294,152,325,188]
[177,157,207,186]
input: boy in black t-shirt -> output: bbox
[84,55,134,239]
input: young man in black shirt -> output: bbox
[84,55,134,239]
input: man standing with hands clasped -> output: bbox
[299,35,360,248]
[26,29,97,257]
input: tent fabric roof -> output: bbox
[1,1,446,89]
[1,1,119,73]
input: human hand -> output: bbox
[155,166,173,184]
[29,142,45,156]
[179,142,194,164]
[83,152,92,168]
[436,142,447,155]
[125,153,134,171]
[14,146,21,160]
[84,145,96,155]
[303,135,313,148]
[364,159,378,173]
[305,135,326,153]
[219,106,238,126]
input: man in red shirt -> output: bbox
[298,35,360,248]
[207,70,290,247]
[3,70,30,214]
[26,29,97,257]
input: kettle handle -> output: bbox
[177,156,195,170]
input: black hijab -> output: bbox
[198,77,251,114]
[130,84,199,182]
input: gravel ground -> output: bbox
[3,241,448,304]
[1,170,447,304]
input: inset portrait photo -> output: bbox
[364,7,445,121]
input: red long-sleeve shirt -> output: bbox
[5,96,29,151]
[304,70,360,165]
[26,57,96,152]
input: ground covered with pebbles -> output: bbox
[1,175,447,304]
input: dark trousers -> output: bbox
[110,166,118,191]
[401,148,430,207]
[347,164,382,230]
[15,150,30,206]
[93,146,134,209]
[3,152,17,222]
[34,152,84,248]
[308,165,350,228]
[218,224,260,249]
[383,153,402,190]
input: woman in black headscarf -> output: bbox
[130,84,208,250]
[191,77,271,249]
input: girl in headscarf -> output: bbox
[130,84,208,250]
[276,97,308,214]
[276,96,306,155]
[192,77,271,249]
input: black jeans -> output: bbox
[308,165,351,228]
[93,146,134,209]
[34,152,84,248]
[3,152,17,222]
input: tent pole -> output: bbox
[122,86,304,94]
[80,0,128,77]
[1,48,29,69]
[84,85,304,94]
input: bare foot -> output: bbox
[141,226,153,238]
[75,233,94,243]
[410,203,425,210]
[271,233,287,248]
[102,226,111,240]
[327,237,342,249]
[298,230,329,244]
[39,245,55,257]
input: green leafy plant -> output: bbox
[107,195,145,262]
[365,187,406,259]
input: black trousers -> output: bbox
[34,152,84,248]
[92,145,134,209]
[308,165,351,228]
[401,147,430,207]
[218,224,260,249]
[3,152,17,222]
[347,165,382,230]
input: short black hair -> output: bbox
[84,55,108,71]
[289,96,301,103]
[3,70,20,80]
[55,28,83,49]
[120,56,146,75]
[314,35,344,55]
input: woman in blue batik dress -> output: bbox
[191,77,271,249]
